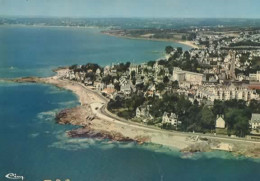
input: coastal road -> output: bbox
[71,81,260,145]
[7,74,260,150]
[52,76,260,146]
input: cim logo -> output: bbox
[5,173,24,180]
[4,173,71,181]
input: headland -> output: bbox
[9,68,260,158]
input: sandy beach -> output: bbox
[102,32,200,49]
[11,69,260,158]
[175,40,200,49]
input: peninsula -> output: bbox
[11,67,260,158]
[7,24,260,158]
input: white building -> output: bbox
[172,67,203,85]
[129,64,139,75]
[136,105,153,119]
[249,113,260,129]
[66,70,76,80]
[95,82,106,91]
[96,68,101,75]
[196,84,259,102]
[103,66,111,75]
[216,115,225,129]
[162,112,179,126]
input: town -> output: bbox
[62,28,260,139]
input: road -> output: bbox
[70,80,260,145]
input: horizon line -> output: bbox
[1,15,260,20]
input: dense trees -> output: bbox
[85,72,95,81]
[69,64,78,70]
[69,63,101,73]
[164,46,201,73]
[147,60,156,67]
[249,100,260,113]
[81,63,100,72]
[102,75,112,84]
[155,82,165,92]
[125,93,256,136]
[201,107,215,131]
[114,62,131,72]
[114,82,120,91]
[230,40,260,47]
[108,94,145,119]
[146,94,214,132]
[212,99,256,136]
[163,76,170,84]
[225,109,250,137]
[165,46,174,54]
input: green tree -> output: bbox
[165,46,174,54]
[102,75,112,84]
[213,100,225,115]
[130,70,136,79]
[163,76,170,84]
[171,80,179,89]
[69,64,78,70]
[177,47,183,54]
[85,72,95,81]
[147,61,156,67]
[83,63,100,72]
[114,82,120,91]
[156,82,165,92]
[201,107,215,130]
[183,51,191,60]
[249,99,260,113]
[225,108,250,137]
[233,116,250,137]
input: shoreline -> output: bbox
[9,69,260,158]
[0,24,199,49]
[0,24,101,30]
[102,32,200,49]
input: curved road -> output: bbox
[68,80,260,145]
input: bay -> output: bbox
[0,26,259,181]
[0,26,190,78]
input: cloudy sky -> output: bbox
[0,0,259,18]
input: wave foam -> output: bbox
[37,109,58,121]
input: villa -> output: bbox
[162,112,179,127]
[216,115,225,129]
[249,113,260,130]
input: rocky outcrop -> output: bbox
[67,127,139,143]
[13,77,44,83]
[55,105,150,144]
[56,105,95,126]
[181,142,212,153]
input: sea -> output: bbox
[0,26,259,181]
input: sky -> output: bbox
[0,0,260,18]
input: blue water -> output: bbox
[0,26,259,181]
[0,83,259,181]
[0,26,190,78]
